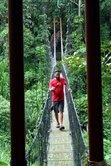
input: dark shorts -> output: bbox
[53,100,64,113]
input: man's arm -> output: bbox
[64,78,70,92]
[49,80,55,91]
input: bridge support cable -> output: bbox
[85,0,106,164]
[43,8,53,68]
[64,2,73,56]
[53,18,57,66]
[60,17,64,57]
[8,0,26,165]
[61,64,86,166]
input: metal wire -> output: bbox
[62,64,87,166]
[26,67,54,166]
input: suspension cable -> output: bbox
[65,1,73,55]
[60,17,64,57]
[53,18,56,66]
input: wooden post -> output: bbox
[8,0,26,165]
[85,0,105,164]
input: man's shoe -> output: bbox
[59,126,65,130]
[50,106,53,111]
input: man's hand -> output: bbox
[67,87,71,92]
[66,86,72,94]
[50,87,55,91]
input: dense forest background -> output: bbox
[0,0,111,165]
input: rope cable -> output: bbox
[60,17,64,57]
[53,18,57,66]
[65,0,73,55]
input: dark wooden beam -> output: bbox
[85,0,104,163]
[8,0,26,165]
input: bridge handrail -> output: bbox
[62,64,87,165]
[26,66,55,166]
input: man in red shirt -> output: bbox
[49,70,67,130]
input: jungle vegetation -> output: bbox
[0,0,111,165]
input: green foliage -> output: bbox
[0,161,8,166]
[0,59,9,99]
[104,139,111,165]
[71,16,85,51]
[25,82,47,150]
[101,40,111,54]
[63,54,86,71]
[75,95,88,128]
[63,54,86,99]
[101,39,111,165]
[24,27,35,58]
[73,16,84,25]
[0,96,10,164]
[0,0,8,26]
[0,25,8,57]
[100,23,110,41]
[0,96,10,129]
[0,23,9,163]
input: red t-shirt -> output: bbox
[49,77,66,101]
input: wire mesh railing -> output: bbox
[62,64,86,166]
[26,66,55,166]
[26,91,52,166]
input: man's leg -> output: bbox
[54,112,59,126]
[53,102,60,127]
[59,111,63,127]
[58,101,65,130]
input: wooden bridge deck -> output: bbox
[47,97,74,166]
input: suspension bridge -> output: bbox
[25,16,86,166]
[6,0,107,166]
